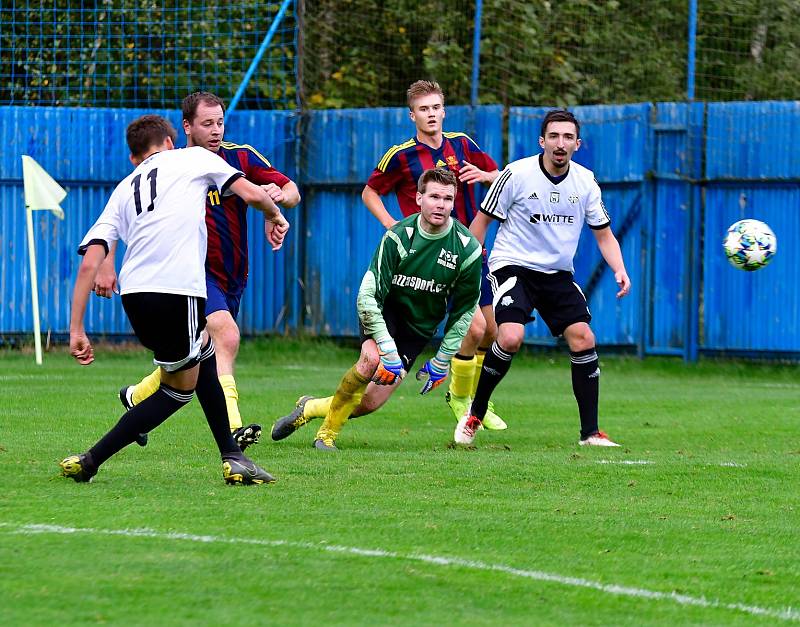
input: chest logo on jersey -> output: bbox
[437,248,458,270]
[392,274,446,293]
[530,213,575,225]
[549,191,560,203]
[568,194,579,204]
[528,192,539,200]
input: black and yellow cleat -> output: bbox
[232,423,262,451]
[313,437,338,452]
[222,457,276,485]
[271,395,316,441]
[59,453,97,483]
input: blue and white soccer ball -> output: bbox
[723,219,777,271]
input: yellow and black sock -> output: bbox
[448,354,476,398]
[315,366,370,442]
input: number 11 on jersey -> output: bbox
[131,168,159,215]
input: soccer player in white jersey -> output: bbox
[60,114,290,485]
[456,109,631,447]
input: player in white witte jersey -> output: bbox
[457,109,631,447]
[60,114,290,485]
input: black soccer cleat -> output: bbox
[313,437,338,452]
[118,386,149,447]
[59,453,97,483]
[271,395,316,441]
[222,456,276,485]
[232,423,262,451]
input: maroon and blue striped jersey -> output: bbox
[366,132,498,226]
[205,141,291,295]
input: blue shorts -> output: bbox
[479,258,493,308]
[205,277,243,319]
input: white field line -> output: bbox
[595,460,654,465]
[1,522,797,622]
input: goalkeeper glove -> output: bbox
[372,339,406,385]
[416,354,449,395]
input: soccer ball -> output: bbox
[723,219,777,271]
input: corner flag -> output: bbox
[21,155,67,365]
[22,155,66,219]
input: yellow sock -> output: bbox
[315,366,369,442]
[471,351,486,397]
[449,356,476,398]
[218,374,242,431]
[131,367,161,404]
[304,396,333,418]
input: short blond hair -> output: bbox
[406,80,444,109]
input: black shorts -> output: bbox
[489,265,591,337]
[359,308,430,371]
[122,293,206,372]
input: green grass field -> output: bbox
[1,339,798,625]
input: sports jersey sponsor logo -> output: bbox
[549,191,560,203]
[500,295,514,306]
[528,192,539,200]
[437,248,458,270]
[568,194,579,203]
[436,159,447,167]
[529,213,575,225]
[392,274,446,293]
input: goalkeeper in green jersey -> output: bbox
[271,168,482,450]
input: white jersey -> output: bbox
[79,147,243,297]
[481,154,610,273]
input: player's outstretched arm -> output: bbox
[230,177,290,251]
[362,185,397,229]
[93,240,118,299]
[593,226,631,298]
[459,163,500,186]
[70,245,106,365]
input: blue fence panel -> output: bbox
[0,106,296,337]
[649,102,705,355]
[705,101,800,180]
[508,104,651,347]
[702,102,800,354]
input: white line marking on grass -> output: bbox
[1,522,797,622]
[719,462,746,468]
[595,460,654,465]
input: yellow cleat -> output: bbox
[445,392,470,421]
[482,401,508,430]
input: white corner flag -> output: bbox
[21,155,67,365]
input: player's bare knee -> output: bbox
[497,328,524,353]
[357,350,380,377]
[565,324,595,352]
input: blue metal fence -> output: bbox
[2,101,798,358]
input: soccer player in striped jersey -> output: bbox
[362,80,507,431]
[98,92,300,450]
[61,114,289,484]
[271,168,481,450]
[457,109,631,447]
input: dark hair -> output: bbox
[126,115,178,157]
[540,109,580,139]
[407,80,445,109]
[417,167,458,194]
[182,91,226,123]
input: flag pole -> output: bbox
[25,206,43,365]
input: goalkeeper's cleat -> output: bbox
[482,401,508,431]
[118,386,148,447]
[222,456,276,485]
[445,391,470,422]
[579,431,620,447]
[232,423,261,451]
[271,395,316,441]
[454,413,482,446]
[313,436,338,452]
[59,453,97,483]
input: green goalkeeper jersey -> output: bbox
[357,214,482,359]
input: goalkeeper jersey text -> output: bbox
[357,214,482,358]
[481,154,611,274]
[78,147,243,297]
